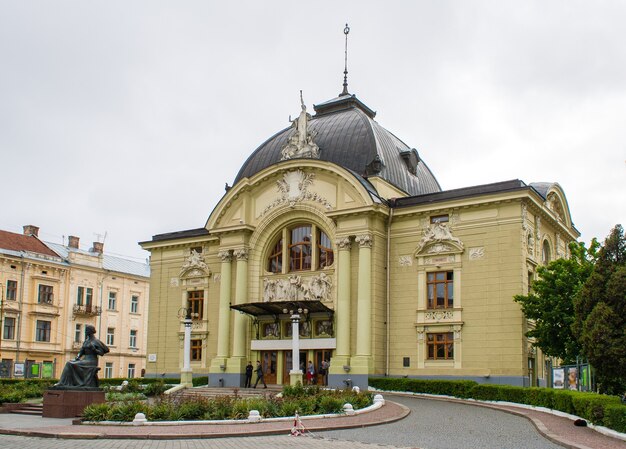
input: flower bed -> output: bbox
[83,384,372,422]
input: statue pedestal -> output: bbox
[43,388,105,418]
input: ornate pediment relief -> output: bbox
[179,250,211,279]
[415,223,464,256]
[546,192,565,222]
[262,170,332,215]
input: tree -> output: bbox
[574,224,626,394]
[514,240,597,364]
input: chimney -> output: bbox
[92,241,104,254]
[68,235,80,249]
[23,225,39,237]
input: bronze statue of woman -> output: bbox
[53,324,109,389]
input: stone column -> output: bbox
[232,248,248,358]
[209,250,232,384]
[228,248,249,385]
[329,237,351,384]
[352,234,372,375]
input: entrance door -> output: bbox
[261,351,277,384]
[283,351,307,384]
[315,350,332,385]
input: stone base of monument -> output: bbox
[43,388,105,418]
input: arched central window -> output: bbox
[267,223,334,273]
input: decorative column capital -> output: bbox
[233,248,249,261]
[355,233,373,249]
[218,250,232,262]
[337,237,351,250]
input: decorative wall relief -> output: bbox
[415,222,464,255]
[263,272,333,302]
[398,255,413,267]
[425,311,454,321]
[469,247,485,260]
[262,170,332,215]
[170,278,179,287]
[179,250,210,278]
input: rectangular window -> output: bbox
[106,327,115,346]
[427,332,454,360]
[85,287,93,306]
[104,362,113,378]
[188,290,204,320]
[427,271,454,309]
[6,280,17,300]
[77,286,84,305]
[129,330,137,348]
[191,339,202,361]
[130,295,139,314]
[74,324,82,343]
[36,320,51,342]
[403,357,410,368]
[3,317,16,340]
[108,292,117,310]
[430,214,449,223]
[38,284,54,304]
[128,363,136,378]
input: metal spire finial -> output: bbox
[341,23,350,96]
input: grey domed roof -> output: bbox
[234,94,441,196]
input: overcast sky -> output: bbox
[1,1,624,261]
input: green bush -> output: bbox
[0,379,55,403]
[108,401,145,422]
[369,376,626,433]
[83,403,111,421]
[143,380,171,397]
[318,395,345,414]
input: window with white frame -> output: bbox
[38,284,54,304]
[74,324,82,343]
[128,363,136,378]
[108,292,117,310]
[6,280,17,300]
[130,295,139,314]
[104,362,113,378]
[129,330,137,348]
[106,327,115,346]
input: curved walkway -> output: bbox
[0,394,624,449]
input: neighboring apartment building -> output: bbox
[140,90,579,390]
[0,225,150,380]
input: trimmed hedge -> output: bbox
[0,379,56,403]
[369,377,626,433]
[98,376,208,388]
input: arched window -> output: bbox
[289,226,312,271]
[542,240,551,265]
[268,238,283,273]
[267,223,334,274]
[318,230,334,269]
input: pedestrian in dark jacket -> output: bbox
[253,361,267,388]
[245,361,253,388]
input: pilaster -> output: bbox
[209,250,232,377]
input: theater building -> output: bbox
[140,90,578,389]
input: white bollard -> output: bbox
[248,410,262,422]
[343,403,355,416]
[373,394,385,405]
[352,386,360,393]
[132,412,147,425]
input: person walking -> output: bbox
[320,359,329,386]
[306,360,315,385]
[253,360,267,388]
[244,361,253,388]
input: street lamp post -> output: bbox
[284,306,307,386]
[179,307,195,387]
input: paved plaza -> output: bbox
[0,394,624,449]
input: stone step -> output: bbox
[173,386,282,400]
[9,404,43,416]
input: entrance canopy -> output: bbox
[230,300,334,317]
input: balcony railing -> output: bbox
[73,304,102,317]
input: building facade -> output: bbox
[140,92,578,389]
[0,226,150,380]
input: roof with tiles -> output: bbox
[0,229,60,258]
